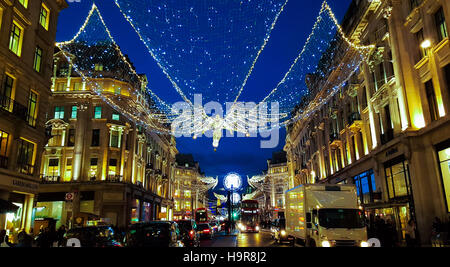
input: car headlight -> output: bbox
[321,240,331,247]
[281,230,286,236]
[360,241,369,247]
[255,226,260,231]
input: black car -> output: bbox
[63,226,123,247]
[176,220,200,247]
[197,223,214,239]
[124,221,184,247]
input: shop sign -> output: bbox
[386,147,399,157]
[11,179,38,191]
[65,193,74,201]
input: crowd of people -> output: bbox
[0,225,67,248]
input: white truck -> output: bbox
[285,184,369,247]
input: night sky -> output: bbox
[56,0,353,188]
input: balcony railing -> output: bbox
[0,94,36,128]
[17,163,35,176]
[0,156,8,169]
[107,175,123,182]
[41,176,61,183]
[329,132,340,143]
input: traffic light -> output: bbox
[233,212,238,219]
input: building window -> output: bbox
[47,158,59,177]
[1,74,15,112]
[435,7,448,43]
[94,64,103,71]
[0,130,10,169]
[385,158,411,199]
[112,114,120,121]
[94,106,102,119]
[9,21,23,57]
[67,129,75,147]
[410,0,421,11]
[108,159,117,177]
[110,130,120,148]
[17,138,35,175]
[54,106,64,119]
[416,29,427,59]
[89,158,98,179]
[18,0,28,8]
[91,129,100,147]
[185,190,191,198]
[73,82,82,91]
[437,143,450,213]
[64,158,72,182]
[39,3,50,31]
[425,80,439,122]
[27,91,38,127]
[55,82,65,92]
[354,170,376,204]
[71,106,77,119]
[33,47,43,73]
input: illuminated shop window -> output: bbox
[385,159,411,199]
[64,158,72,182]
[438,146,450,213]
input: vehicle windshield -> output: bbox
[241,214,258,226]
[197,224,210,231]
[318,209,365,229]
[196,211,208,223]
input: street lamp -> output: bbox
[420,39,431,49]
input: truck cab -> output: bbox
[286,184,369,247]
[306,208,368,247]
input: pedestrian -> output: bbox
[0,230,12,247]
[56,225,66,247]
[405,219,417,247]
[17,229,33,247]
[384,218,398,247]
[431,217,443,246]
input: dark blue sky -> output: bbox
[56,0,352,180]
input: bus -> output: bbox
[238,200,260,233]
[194,208,213,224]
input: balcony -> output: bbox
[348,112,363,131]
[17,163,34,176]
[107,175,123,182]
[0,94,36,128]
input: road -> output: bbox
[199,229,295,247]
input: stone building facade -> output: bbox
[285,0,450,245]
[0,0,67,240]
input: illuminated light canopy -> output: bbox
[231,193,241,205]
[224,173,242,191]
[60,1,376,147]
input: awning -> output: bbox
[0,199,19,214]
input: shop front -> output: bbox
[436,140,450,214]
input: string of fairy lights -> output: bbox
[59,1,377,148]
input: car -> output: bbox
[272,218,294,244]
[197,223,214,240]
[175,219,200,247]
[124,221,184,247]
[62,226,123,247]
